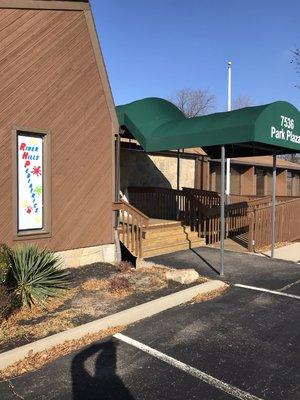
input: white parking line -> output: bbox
[234,284,300,300]
[278,279,300,292]
[114,332,263,400]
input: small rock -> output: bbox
[165,269,199,284]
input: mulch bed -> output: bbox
[0,262,207,354]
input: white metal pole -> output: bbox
[226,61,232,202]
[220,145,226,276]
[271,153,277,258]
[227,61,232,112]
[226,158,231,200]
[176,149,181,220]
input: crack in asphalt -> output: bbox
[6,379,25,400]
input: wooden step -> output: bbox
[143,232,202,249]
[142,239,205,258]
[118,218,206,258]
[144,224,198,239]
[143,237,204,251]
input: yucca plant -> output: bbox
[2,244,69,308]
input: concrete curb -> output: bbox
[0,280,227,371]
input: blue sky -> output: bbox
[90,0,300,111]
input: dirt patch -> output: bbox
[0,262,209,354]
[82,278,108,292]
[0,326,123,380]
[129,267,167,292]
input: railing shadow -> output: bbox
[72,340,135,400]
[190,248,221,276]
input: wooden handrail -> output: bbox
[113,200,149,226]
[113,200,149,258]
[254,196,300,211]
[250,197,300,252]
[125,186,300,251]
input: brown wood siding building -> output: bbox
[208,159,300,196]
[0,1,118,251]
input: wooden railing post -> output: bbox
[247,210,254,252]
[113,201,149,259]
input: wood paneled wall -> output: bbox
[0,7,115,251]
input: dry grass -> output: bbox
[129,270,167,293]
[7,287,79,323]
[108,276,133,298]
[0,326,124,380]
[136,259,171,272]
[117,261,133,273]
[190,284,230,304]
[195,276,209,284]
[81,279,108,292]
[0,308,85,347]
[0,288,80,347]
[0,262,208,354]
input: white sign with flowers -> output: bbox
[17,134,43,230]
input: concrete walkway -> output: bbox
[262,242,300,263]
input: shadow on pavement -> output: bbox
[72,340,134,400]
[190,248,220,276]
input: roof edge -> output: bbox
[0,0,90,10]
[83,10,119,133]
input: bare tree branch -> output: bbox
[232,95,252,110]
[291,47,300,89]
[279,154,300,164]
[170,88,216,118]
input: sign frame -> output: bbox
[12,127,52,240]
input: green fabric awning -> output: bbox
[116,97,300,158]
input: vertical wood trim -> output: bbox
[83,10,119,133]
[84,9,118,243]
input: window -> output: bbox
[13,128,51,238]
[230,166,241,195]
[256,168,265,196]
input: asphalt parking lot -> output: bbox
[1,248,299,400]
[149,246,300,294]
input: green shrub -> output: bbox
[3,245,69,308]
[0,244,9,284]
[0,284,13,322]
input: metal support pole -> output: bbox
[114,130,121,228]
[225,61,232,205]
[271,153,277,258]
[226,158,231,204]
[115,131,121,202]
[177,149,180,191]
[227,61,232,112]
[176,149,181,220]
[220,145,226,276]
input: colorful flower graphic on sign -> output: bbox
[34,186,42,196]
[32,166,42,176]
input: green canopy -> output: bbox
[116,97,300,157]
